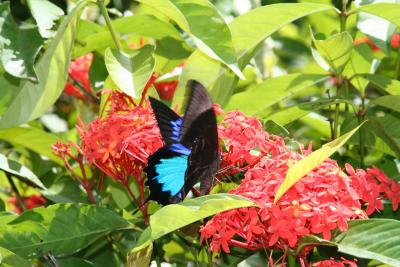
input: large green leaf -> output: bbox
[274,123,364,203]
[0,127,63,165]
[0,246,31,267]
[311,31,353,74]
[335,219,400,266]
[352,3,400,28]
[0,153,45,189]
[344,43,374,94]
[369,115,400,158]
[0,3,43,80]
[0,204,130,258]
[126,242,153,267]
[361,74,400,95]
[225,74,328,115]
[370,95,400,113]
[264,99,350,125]
[139,0,243,79]
[104,45,155,98]
[173,3,335,107]
[27,0,64,38]
[0,0,93,129]
[74,14,183,58]
[150,194,255,240]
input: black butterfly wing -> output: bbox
[149,97,182,147]
[180,81,219,195]
[180,80,214,147]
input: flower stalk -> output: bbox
[98,0,122,51]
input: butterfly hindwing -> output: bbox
[144,147,188,205]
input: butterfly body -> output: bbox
[144,80,219,205]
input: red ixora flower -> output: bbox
[77,91,163,185]
[200,111,399,254]
[64,53,94,100]
[8,194,46,214]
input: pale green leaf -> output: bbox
[225,74,328,115]
[352,3,400,28]
[312,31,353,74]
[335,219,400,266]
[150,194,255,240]
[139,0,243,79]
[174,3,336,107]
[371,95,400,113]
[0,126,63,165]
[0,153,45,189]
[105,45,155,98]
[126,242,153,267]
[0,246,31,267]
[0,0,94,129]
[274,123,365,203]
[27,0,64,38]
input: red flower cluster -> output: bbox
[64,53,93,100]
[8,194,46,214]
[78,91,163,184]
[200,111,399,254]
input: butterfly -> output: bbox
[144,80,219,205]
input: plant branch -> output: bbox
[98,0,122,51]
[6,173,26,212]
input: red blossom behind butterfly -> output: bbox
[64,53,94,100]
[8,194,46,214]
[200,111,400,262]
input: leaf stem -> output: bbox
[6,173,27,212]
[357,97,366,168]
[98,0,122,51]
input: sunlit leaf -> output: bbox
[274,123,364,203]
[105,45,155,98]
[0,246,31,267]
[370,95,400,112]
[352,3,400,28]
[0,126,63,165]
[311,31,353,74]
[335,219,400,266]
[0,153,45,189]
[126,242,153,267]
[139,0,244,79]
[225,74,328,115]
[27,0,64,38]
[0,3,43,80]
[0,0,93,129]
[174,3,335,107]
[361,74,400,95]
[0,204,130,258]
[150,194,255,240]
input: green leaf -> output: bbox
[0,153,45,189]
[138,0,244,79]
[371,95,400,113]
[352,3,400,28]
[335,219,400,266]
[225,74,328,115]
[0,126,63,165]
[0,3,43,80]
[361,74,400,95]
[0,204,130,258]
[274,123,365,203]
[343,43,374,93]
[311,31,353,74]
[41,176,89,204]
[369,115,400,158]
[27,0,64,38]
[0,246,31,267]
[57,258,95,267]
[105,45,155,98]
[126,242,153,267]
[174,3,335,107]
[0,0,93,129]
[264,99,350,125]
[150,193,255,240]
